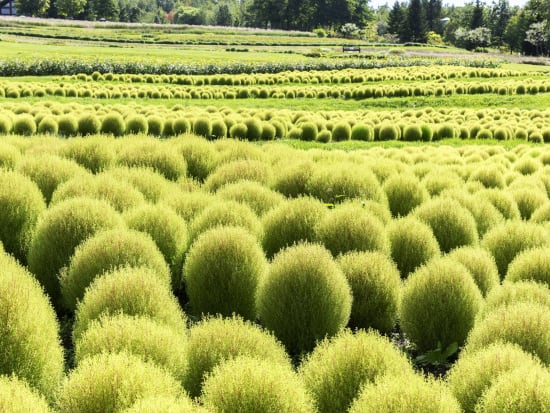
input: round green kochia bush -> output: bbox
[511,188,547,220]
[349,373,461,413]
[478,188,520,220]
[75,314,188,384]
[211,118,227,138]
[445,246,500,297]
[402,124,423,141]
[399,257,483,352]
[0,170,46,263]
[13,114,37,136]
[60,228,171,312]
[101,112,126,137]
[261,197,327,259]
[244,117,263,141]
[105,166,177,203]
[299,330,414,413]
[0,115,13,134]
[229,123,247,139]
[331,121,352,141]
[300,122,318,141]
[147,116,164,136]
[193,117,213,138]
[0,142,20,169]
[378,123,399,141]
[172,117,191,135]
[201,356,315,413]
[204,159,273,192]
[337,251,401,332]
[482,280,550,316]
[468,165,505,189]
[184,315,291,398]
[465,302,550,364]
[351,123,373,141]
[124,204,188,290]
[446,342,544,413]
[0,375,53,413]
[481,220,550,279]
[474,365,550,413]
[217,180,285,216]
[57,114,79,137]
[160,191,218,223]
[414,197,479,253]
[505,246,550,288]
[184,226,267,321]
[256,243,352,355]
[62,136,116,173]
[55,352,183,413]
[120,396,199,413]
[72,266,187,343]
[37,116,59,135]
[316,129,332,143]
[178,136,218,182]
[383,173,428,217]
[77,114,101,136]
[27,197,124,307]
[272,160,314,198]
[0,250,64,401]
[125,114,149,135]
[315,202,389,256]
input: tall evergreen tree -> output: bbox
[406,0,427,42]
[471,0,484,29]
[387,1,407,41]
[424,0,442,33]
[489,0,510,45]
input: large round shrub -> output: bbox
[62,136,116,173]
[387,217,440,278]
[184,226,267,320]
[60,228,171,312]
[125,114,149,135]
[178,137,218,182]
[0,250,64,401]
[193,117,213,138]
[272,160,314,198]
[378,123,399,141]
[402,124,423,141]
[0,170,46,263]
[100,112,126,137]
[75,314,188,384]
[337,251,401,332]
[446,342,544,413]
[399,257,483,352]
[147,115,164,136]
[13,114,37,136]
[244,117,263,140]
[77,113,101,135]
[482,280,550,316]
[511,187,547,220]
[383,173,428,217]
[256,242,352,355]
[27,197,124,307]
[261,197,327,259]
[348,373,461,413]
[468,165,505,189]
[37,116,59,135]
[351,123,373,141]
[184,315,290,398]
[161,191,218,223]
[204,159,273,192]
[72,266,187,343]
[315,202,389,256]
[505,246,550,288]
[217,180,285,216]
[201,356,315,413]
[300,121,318,141]
[0,375,53,413]
[478,188,520,220]
[481,220,550,279]
[414,197,478,253]
[57,114,79,137]
[299,330,414,413]
[105,166,178,203]
[331,121,352,141]
[465,302,550,364]
[0,114,13,134]
[55,352,183,413]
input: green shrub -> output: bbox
[514,156,541,175]
[204,159,273,192]
[60,228,171,312]
[446,342,543,413]
[482,280,550,316]
[62,136,116,173]
[73,266,187,343]
[378,123,399,141]
[0,142,20,169]
[124,203,188,290]
[256,242,352,355]
[272,160,314,198]
[331,121,352,141]
[261,197,327,258]
[105,166,177,203]
[178,136,218,182]
[202,356,315,413]
[0,114,13,134]
[217,180,285,216]
[193,117,213,138]
[27,197,123,307]
[300,122,318,141]
[403,125,423,141]
[478,188,520,220]
[474,364,550,413]
[0,375,53,413]
[37,116,59,135]
[0,171,46,263]
[229,122,248,139]
[13,114,37,136]
[315,202,389,256]
[349,373,461,413]
[504,246,550,288]
[387,216,440,278]
[316,129,332,143]
[161,191,218,223]
[77,114,101,136]
[383,173,428,217]
[261,122,276,140]
[351,123,373,141]
[211,118,227,138]
[400,257,483,352]
[75,314,188,384]
[481,220,550,279]
[337,251,401,332]
[437,123,457,139]
[465,302,550,364]
[476,128,493,139]
[420,124,434,141]
[511,188,547,220]
[125,115,149,135]
[55,352,182,413]
[101,113,126,137]
[468,166,505,189]
[244,117,263,141]
[184,315,290,398]
[0,250,64,401]
[147,116,164,136]
[172,117,191,135]
[184,226,267,320]
[445,246,500,297]
[299,330,414,413]
[120,396,199,413]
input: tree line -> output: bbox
[14,0,550,56]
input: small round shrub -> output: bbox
[172,117,191,135]
[77,114,101,136]
[125,115,149,135]
[37,116,59,135]
[229,122,247,139]
[482,280,550,317]
[400,257,483,352]
[193,117,213,138]
[27,197,124,307]
[300,122,318,141]
[481,220,550,279]
[72,266,187,343]
[0,171,46,263]
[201,356,315,413]
[446,342,543,413]
[101,113,126,137]
[124,204,188,290]
[315,202,389,256]
[62,136,116,173]
[272,160,314,198]
[184,315,290,398]
[57,114,79,137]
[204,159,273,192]
[402,124,423,141]
[316,129,332,143]
[505,246,550,288]
[420,124,434,141]
[261,197,327,258]
[0,375,53,413]
[211,118,227,138]
[476,128,493,139]
[217,180,284,216]
[244,117,263,141]
[331,121,352,141]
[256,242,352,355]
[383,173,428,217]
[0,250,64,401]
[260,122,276,140]
[474,364,550,413]
[13,114,37,136]
[378,123,399,141]
[184,226,267,320]
[351,123,373,141]
[387,217,440,279]
[60,228,171,312]
[299,330,414,413]
[75,314,188,384]
[147,116,164,136]
[55,352,183,413]
[337,252,401,332]
[349,373,461,413]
